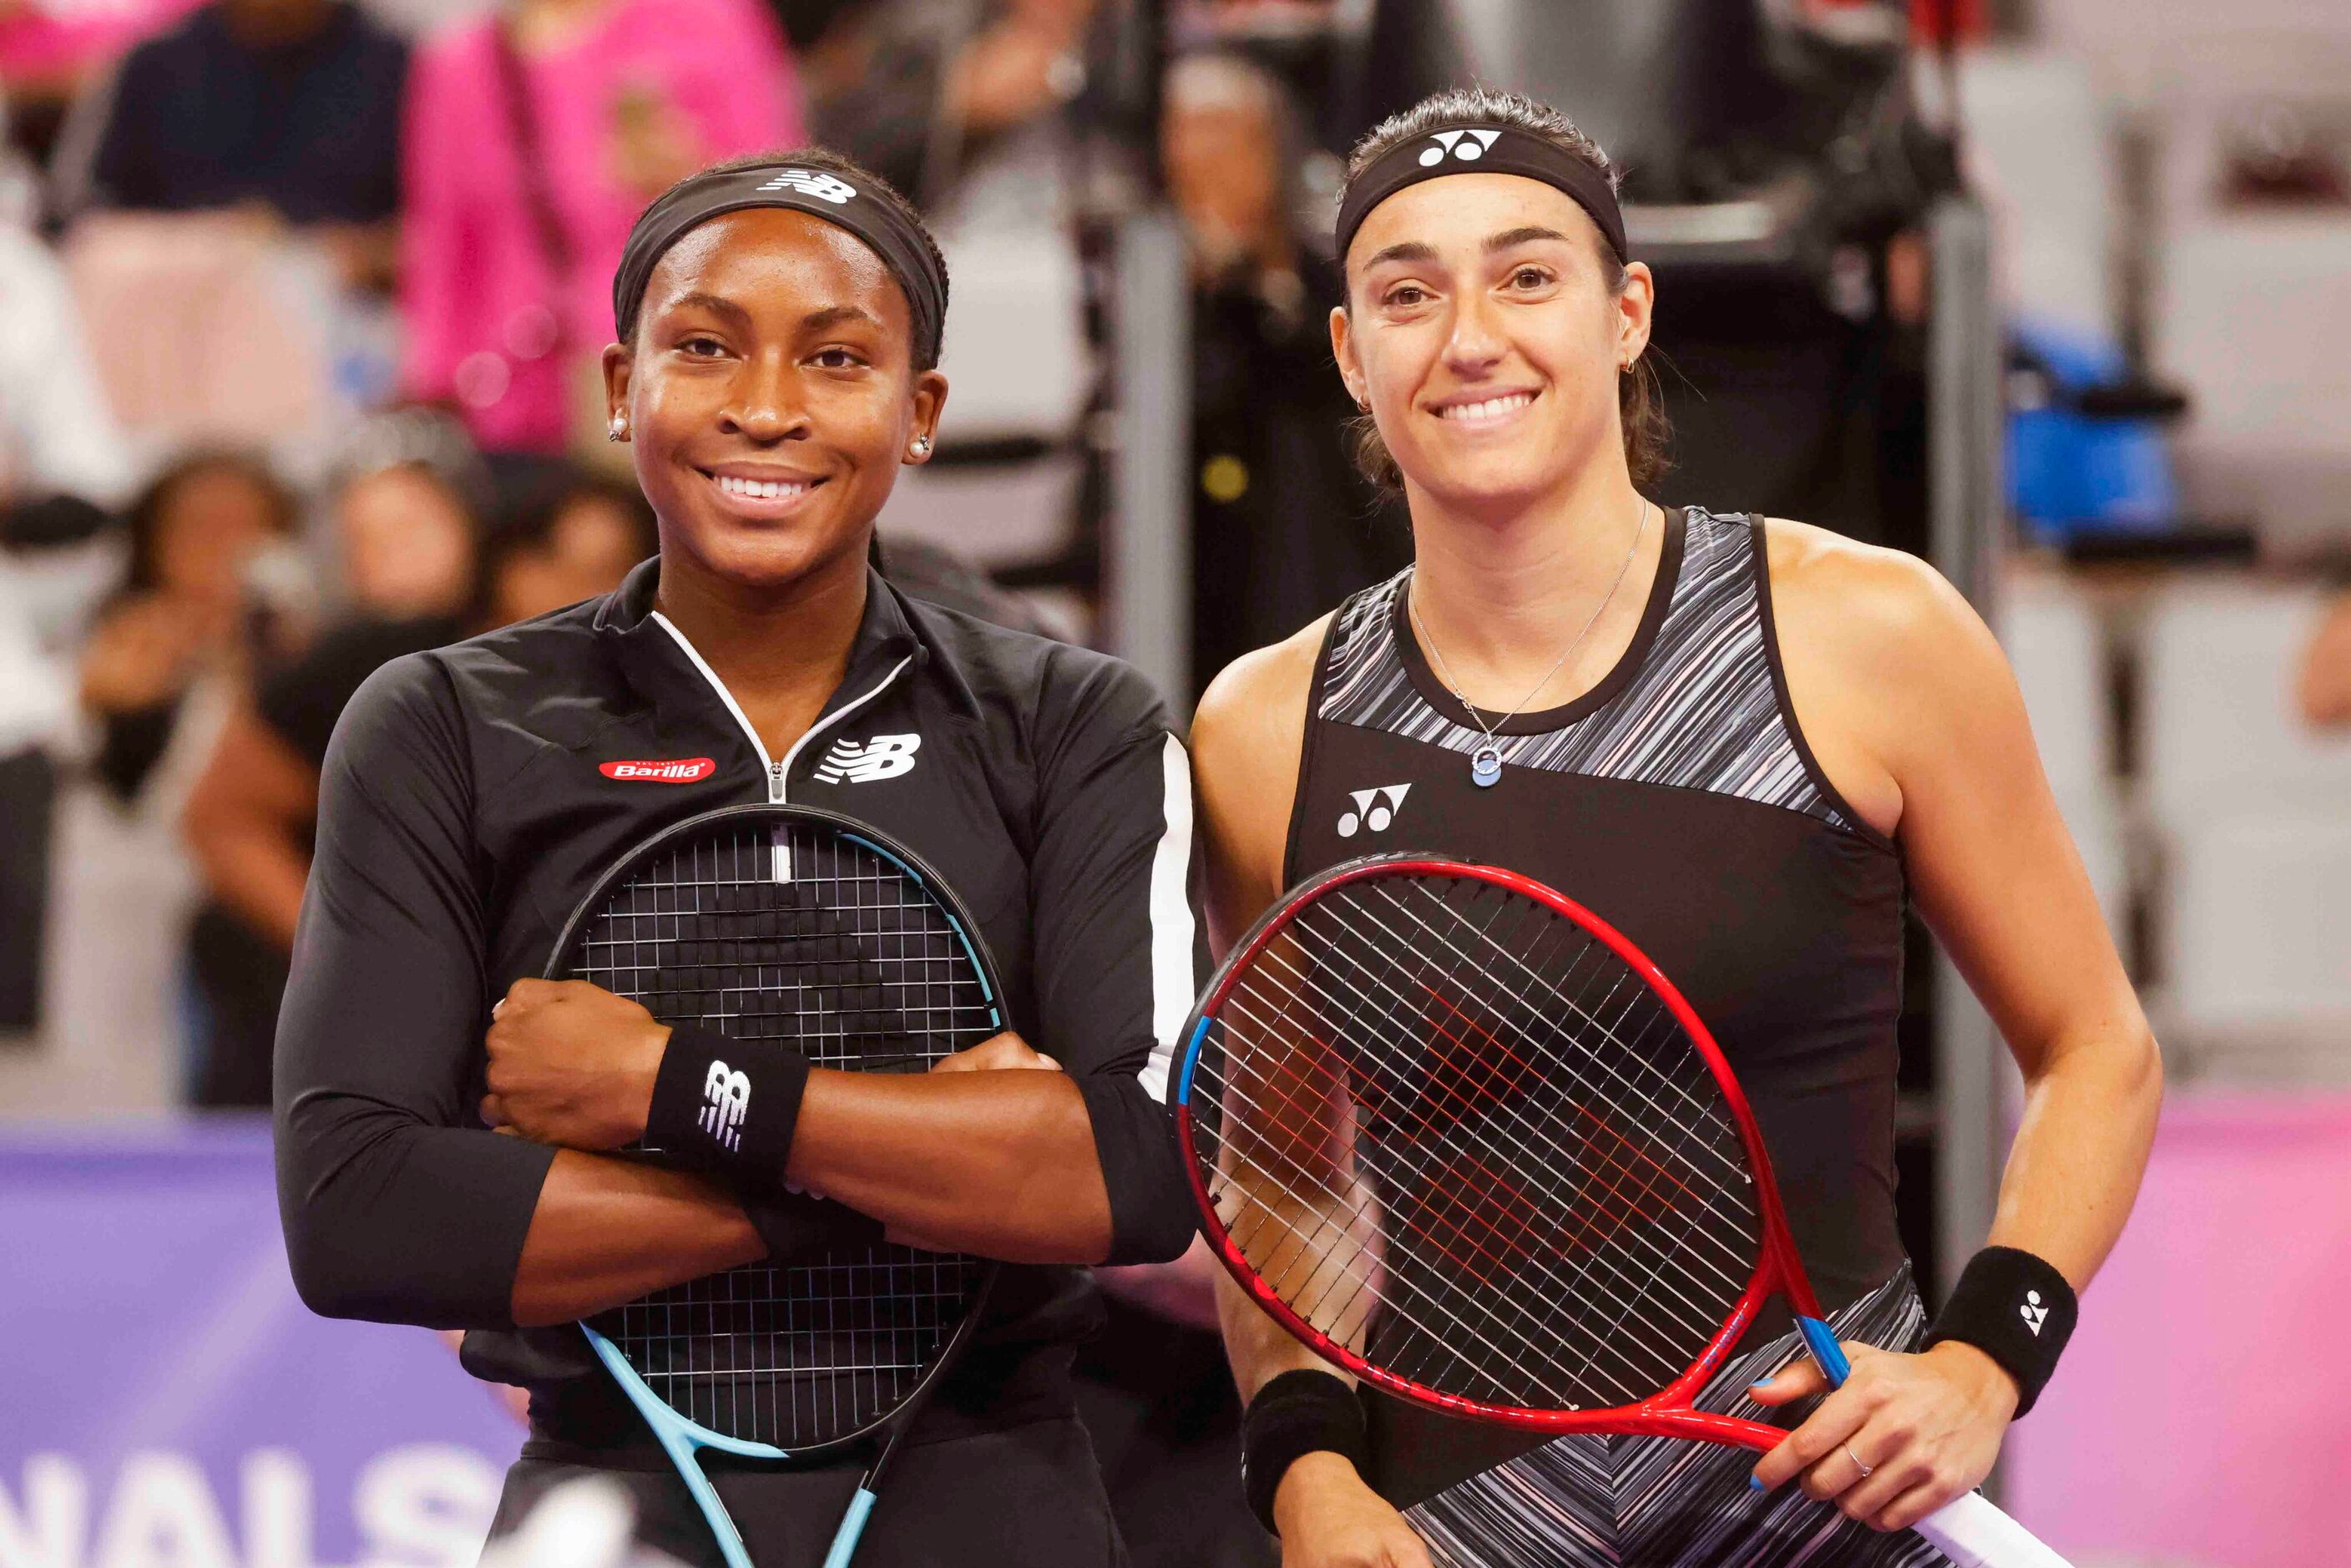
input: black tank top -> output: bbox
[1285,507,1909,1505]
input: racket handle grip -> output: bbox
[1914,1491,2075,1567]
[821,1487,879,1568]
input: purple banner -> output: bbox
[1,1119,523,1568]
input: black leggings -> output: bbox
[486,1416,1128,1568]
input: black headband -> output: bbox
[1335,124,1628,271]
[612,162,946,365]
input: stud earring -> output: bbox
[910,436,932,458]
[608,415,628,442]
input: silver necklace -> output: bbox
[1408,498,1651,788]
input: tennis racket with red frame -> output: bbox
[1172,853,2069,1568]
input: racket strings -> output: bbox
[1236,895,1748,1333]
[570,822,994,1448]
[1197,873,1762,1413]
[1215,921,1727,1407]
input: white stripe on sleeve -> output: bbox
[1137,733,1197,1103]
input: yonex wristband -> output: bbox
[1242,1369,1371,1535]
[644,1024,809,1191]
[1924,1246,2078,1417]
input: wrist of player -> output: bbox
[1923,1246,2077,1416]
[1244,1368,1371,1535]
[643,1024,811,1194]
[1920,1338,2022,1420]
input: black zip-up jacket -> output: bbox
[274,562,1206,1447]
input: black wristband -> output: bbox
[1924,1246,2078,1417]
[644,1024,809,1191]
[1242,1369,1370,1535]
[742,1191,886,1263]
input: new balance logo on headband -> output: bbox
[1419,128,1502,167]
[700,1060,750,1152]
[757,169,856,205]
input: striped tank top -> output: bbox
[1286,506,1912,1517]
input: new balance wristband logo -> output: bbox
[700,1060,751,1152]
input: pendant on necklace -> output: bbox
[1471,745,1503,787]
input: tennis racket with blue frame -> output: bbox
[548,803,1004,1568]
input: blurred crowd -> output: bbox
[0,0,1468,1100]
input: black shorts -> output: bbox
[486,1416,1128,1568]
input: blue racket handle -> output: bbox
[822,1488,879,1568]
[1797,1315,1854,1385]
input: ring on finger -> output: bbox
[1844,1443,1873,1479]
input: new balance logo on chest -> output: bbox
[814,733,922,783]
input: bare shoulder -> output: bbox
[1192,615,1327,781]
[1191,615,1331,926]
[1761,518,2023,808]
[1761,518,2002,686]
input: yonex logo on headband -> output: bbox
[1420,129,1502,167]
[757,169,857,205]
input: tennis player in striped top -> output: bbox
[1191,87,2161,1568]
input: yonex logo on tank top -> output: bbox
[699,1060,750,1152]
[599,756,717,783]
[814,733,922,783]
[1337,783,1411,837]
[756,169,856,205]
[1420,128,1501,166]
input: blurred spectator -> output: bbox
[0,204,137,513]
[178,458,654,1106]
[400,0,805,457]
[178,445,483,1107]
[0,156,141,1027]
[79,453,299,811]
[475,468,655,626]
[68,0,407,288]
[800,0,1095,204]
[1164,49,1404,694]
[2298,594,2351,731]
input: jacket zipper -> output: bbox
[650,610,912,804]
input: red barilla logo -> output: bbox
[599,757,716,783]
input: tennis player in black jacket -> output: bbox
[273,150,1203,1567]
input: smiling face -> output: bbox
[604,207,946,598]
[1334,173,1651,514]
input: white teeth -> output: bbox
[712,474,814,501]
[1439,392,1535,423]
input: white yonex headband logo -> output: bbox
[700,1060,750,1152]
[1419,129,1502,167]
[757,169,857,205]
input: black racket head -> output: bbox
[1176,855,1771,1420]
[550,804,1001,1454]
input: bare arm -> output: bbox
[1196,625,1430,1565]
[1752,524,2161,1530]
[508,1150,765,1325]
[182,700,316,950]
[482,980,1115,1265]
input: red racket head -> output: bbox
[1173,854,1823,1444]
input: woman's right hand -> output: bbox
[1274,1454,1434,1568]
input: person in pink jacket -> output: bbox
[401,0,806,455]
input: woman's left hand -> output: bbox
[482,979,670,1150]
[1747,1339,2019,1533]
